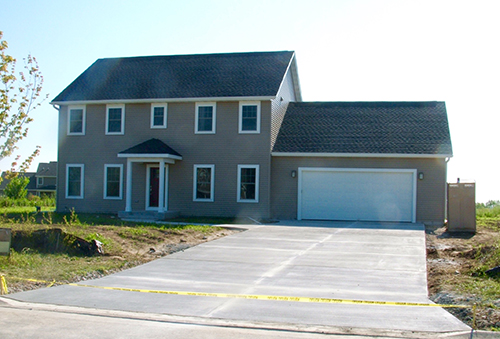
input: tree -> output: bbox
[4,175,30,199]
[0,31,46,177]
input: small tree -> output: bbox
[4,175,30,199]
[0,31,46,177]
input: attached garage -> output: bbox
[271,101,453,225]
[298,168,417,222]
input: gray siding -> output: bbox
[270,156,447,225]
[57,101,272,218]
[270,68,296,150]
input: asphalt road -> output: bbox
[4,221,470,335]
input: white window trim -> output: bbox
[150,103,168,129]
[193,164,215,202]
[67,105,86,135]
[195,102,216,134]
[104,164,123,200]
[106,104,125,135]
[238,101,261,134]
[237,164,259,203]
[37,177,44,187]
[66,164,84,199]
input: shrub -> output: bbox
[4,176,30,199]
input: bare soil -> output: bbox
[3,224,240,294]
[426,225,500,330]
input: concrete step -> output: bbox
[118,211,179,221]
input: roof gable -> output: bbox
[52,51,295,103]
[119,138,182,157]
[273,101,453,156]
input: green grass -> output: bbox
[477,205,500,219]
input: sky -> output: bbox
[1,0,499,203]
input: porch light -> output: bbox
[418,172,424,180]
[291,170,297,178]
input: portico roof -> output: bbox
[118,138,182,160]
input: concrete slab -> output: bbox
[6,221,470,334]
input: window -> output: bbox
[237,165,259,203]
[193,165,214,202]
[37,177,43,187]
[151,104,167,129]
[195,102,216,134]
[106,104,125,135]
[104,164,123,199]
[239,101,261,134]
[68,105,86,135]
[66,164,84,199]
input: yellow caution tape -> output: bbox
[3,275,468,309]
[69,283,468,308]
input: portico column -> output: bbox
[125,159,132,212]
[158,159,165,213]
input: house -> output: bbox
[0,162,57,197]
[34,162,57,196]
[51,51,452,225]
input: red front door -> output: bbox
[149,167,159,208]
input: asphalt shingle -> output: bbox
[119,138,182,157]
[52,51,294,102]
[272,101,453,156]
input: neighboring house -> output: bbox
[0,162,57,197]
[34,162,57,196]
[51,51,452,225]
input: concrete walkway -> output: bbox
[6,221,470,335]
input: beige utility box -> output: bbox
[0,228,12,255]
[447,182,476,232]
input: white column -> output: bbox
[158,159,165,213]
[164,165,169,211]
[125,159,132,212]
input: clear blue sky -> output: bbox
[2,0,499,202]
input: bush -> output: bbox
[4,176,30,199]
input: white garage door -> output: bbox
[298,168,416,222]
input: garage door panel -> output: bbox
[299,169,415,222]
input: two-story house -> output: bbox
[51,51,452,225]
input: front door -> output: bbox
[149,167,160,208]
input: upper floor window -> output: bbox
[237,165,259,203]
[68,105,86,135]
[193,165,215,202]
[239,102,261,134]
[151,104,167,129]
[66,164,84,199]
[104,164,123,199]
[195,102,216,134]
[106,104,125,135]
[37,177,44,187]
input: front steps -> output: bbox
[118,210,180,221]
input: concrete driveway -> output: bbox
[6,221,469,335]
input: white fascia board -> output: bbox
[274,52,302,102]
[51,96,275,106]
[271,152,453,159]
[117,154,182,161]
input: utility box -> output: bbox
[0,228,12,255]
[447,182,476,233]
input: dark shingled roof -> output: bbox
[36,162,57,177]
[119,139,182,157]
[52,51,294,102]
[273,102,453,156]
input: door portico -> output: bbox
[117,139,182,214]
